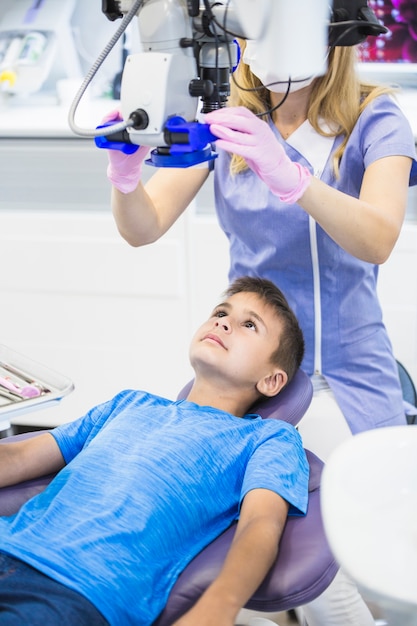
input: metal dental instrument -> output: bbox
[0,375,42,398]
[0,362,50,394]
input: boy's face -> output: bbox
[189,291,284,395]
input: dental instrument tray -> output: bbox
[0,344,74,418]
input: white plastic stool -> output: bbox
[321,426,417,626]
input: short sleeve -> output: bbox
[240,422,309,516]
[359,95,417,184]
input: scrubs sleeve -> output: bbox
[359,95,417,185]
[241,422,309,516]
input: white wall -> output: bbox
[0,137,416,430]
[0,210,230,429]
[378,221,417,383]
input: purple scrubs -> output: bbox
[214,95,417,434]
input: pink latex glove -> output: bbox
[102,110,150,194]
[205,107,312,203]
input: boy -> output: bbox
[0,276,309,626]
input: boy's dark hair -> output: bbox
[224,276,305,384]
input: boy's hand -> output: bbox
[206,106,311,203]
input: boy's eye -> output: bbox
[244,320,256,330]
[213,309,227,318]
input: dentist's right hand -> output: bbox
[205,106,312,204]
[102,110,150,194]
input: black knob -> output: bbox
[188,79,214,97]
[130,109,149,130]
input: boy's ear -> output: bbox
[256,369,288,398]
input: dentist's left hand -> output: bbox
[102,110,150,194]
[205,106,311,204]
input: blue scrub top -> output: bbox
[214,94,417,434]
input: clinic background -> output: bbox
[0,0,416,432]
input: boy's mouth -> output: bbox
[203,333,226,349]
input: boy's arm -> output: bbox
[172,488,289,626]
[0,433,66,488]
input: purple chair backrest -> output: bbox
[156,369,338,623]
[177,368,313,427]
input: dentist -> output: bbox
[106,6,417,625]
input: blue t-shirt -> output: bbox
[0,390,309,626]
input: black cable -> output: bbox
[328,19,372,46]
[202,0,230,110]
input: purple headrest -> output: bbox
[177,368,313,427]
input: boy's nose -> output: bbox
[215,319,230,332]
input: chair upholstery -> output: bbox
[177,368,314,428]
[160,370,339,622]
[396,359,417,425]
[0,369,339,623]
[155,449,337,625]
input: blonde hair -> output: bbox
[229,42,394,176]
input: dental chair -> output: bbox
[396,359,417,425]
[321,425,417,626]
[0,347,339,624]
